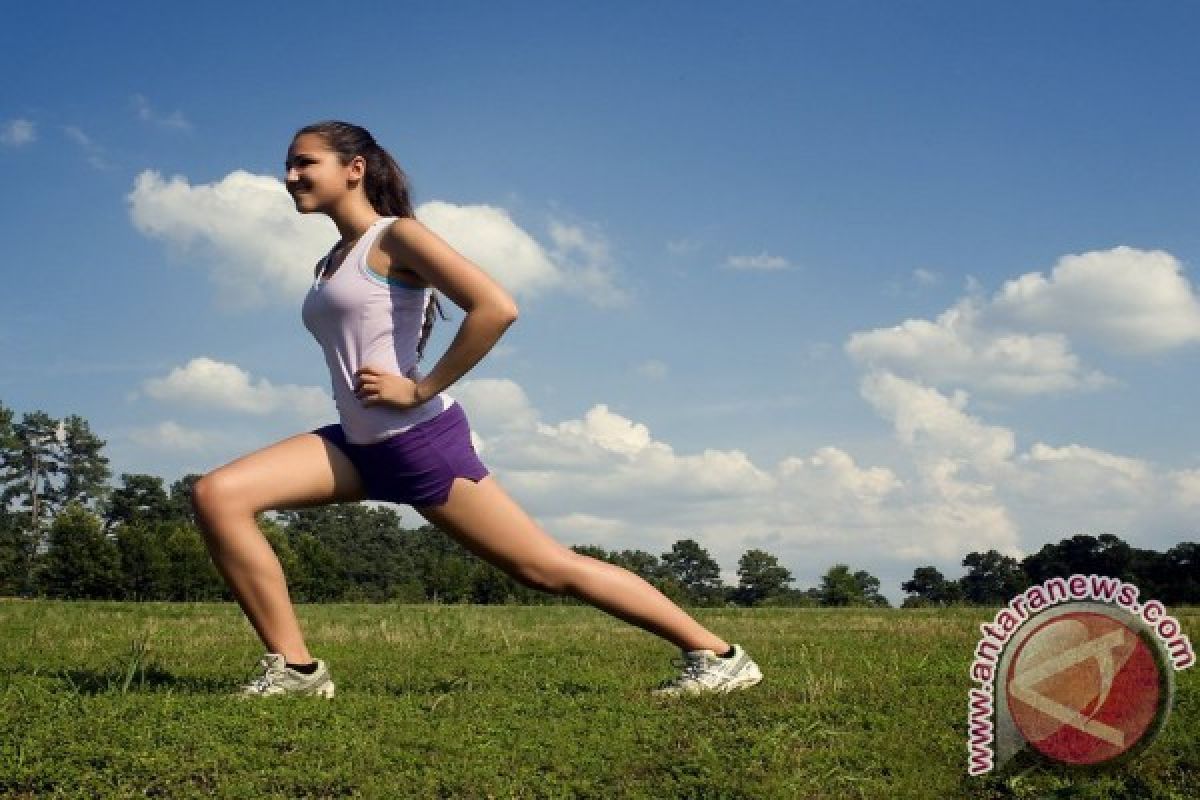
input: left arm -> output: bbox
[357,217,518,408]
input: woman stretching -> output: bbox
[190,119,763,698]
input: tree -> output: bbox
[610,549,667,583]
[570,544,610,561]
[851,568,890,607]
[817,564,889,607]
[660,539,724,606]
[1022,534,1135,584]
[104,474,174,533]
[901,565,963,607]
[168,474,203,527]
[279,504,417,602]
[115,520,171,601]
[53,415,112,514]
[1159,542,1200,605]
[819,564,859,606]
[0,509,30,596]
[959,550,1028,605]
[162,523,226,601]
[735,549,793,606]
[1,411,67,589]
[290,531,347,602]
[35,502,122,599]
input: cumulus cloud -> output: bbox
[141,357,331,421]
[725,251,792,271]
[416,201,564,299]
[848,294,1113,396]
[127,169,625,310]
[447,377,1016,580]
[1,118,35,147]
[451,368,1189,579]
[846,244,1200,396]
[855,367,1195,560]
[127,169,328,309]
[991,246,1200,353]
[860,370,1015,468]
[432,365,1195,598]
[128,421,213,451]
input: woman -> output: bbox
[190,120,762,698]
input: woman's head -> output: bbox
[285,120,414,218]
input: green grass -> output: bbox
[1,600,1196,799]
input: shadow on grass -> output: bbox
[1,664,233,695]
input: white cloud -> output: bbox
[544,218,629,307]
[128,421,213,451]
[859,369,1015,468]
[666,238,702,256]
[848,246,1200,397]
[448,376,1026,579]
[848,294,1113,396]
[418,201,564,299]
[991,246,1200,354]
[142,357,331,421]
[634,359,668,380]
[913,268,939,286]
[127,170,625,310]
[62,124,115,170]
[130,93,193,131]
[725,251,791,271]
[1,118,35,147]
[1170,469,1200,507]
[127,169,325,309]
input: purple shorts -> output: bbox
[310,401,490,508]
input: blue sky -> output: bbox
[3,2,1199,604]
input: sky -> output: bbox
[3,2,1199,605]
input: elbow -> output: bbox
[497,300,519,325]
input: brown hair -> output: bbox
[293,119,447,362]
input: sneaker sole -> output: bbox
[234,679,336,699]
[651,665,764,696]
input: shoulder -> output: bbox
[381,216,436,253]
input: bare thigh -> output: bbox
[414,475,578,592]
[192,432,368,520]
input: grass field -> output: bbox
[1,600,1195,799]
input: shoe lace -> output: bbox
[663,654,708,687]
[246,656,284,693]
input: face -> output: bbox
[284,133,365,213]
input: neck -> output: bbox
[326,200,384,247]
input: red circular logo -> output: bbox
[1005,610,1165,765]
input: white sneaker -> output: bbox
[651,643,763,696]
[234,653,336,698]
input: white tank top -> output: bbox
[301,216,453,444]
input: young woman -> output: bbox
[190,119,762,698]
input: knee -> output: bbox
[190,472,244,524]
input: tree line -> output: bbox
[2,403,1194,607]
[901,535,1198,607]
